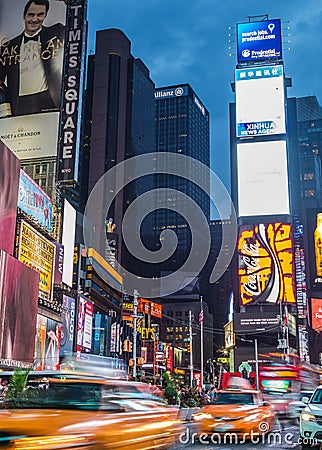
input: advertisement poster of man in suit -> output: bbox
[0,0,67,116]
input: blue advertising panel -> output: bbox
[237,19,282,63]
[154,85,188,100]
[60,295,76,357]
[18,169,53,231]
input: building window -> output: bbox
[305,189,315,197]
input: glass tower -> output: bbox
[153,84,210,273]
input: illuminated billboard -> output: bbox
[0,0,66,117]
[234,311,280,334]
[236,65,286,137]
[237,19,282,63]
[138,298,162,318]
[238,223,296,306]
[293,220,307,319]
[34,314,61,370]
[18,169,53,231]
[57,0,87,183]
[77,295,94,352]
[311,298,322,332]
[0,113,60,160]
[237,141,290,217]
[305,209,322,289]
[17,220,55,301]
[60,295,76,357]
[0,249,39,365]
[62,199,76,287]
[0,140,20,255]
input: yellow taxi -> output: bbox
[0,374,181,449]
[195,389,275,439]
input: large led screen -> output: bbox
[60,295,76,357]
[305,209,322,289]
[34,314,61,370]
[234,311,280,334]
[0,0,66,118]
[237,19,282,63]
[237,141,290,217]
[77,295,94,352]
[236,65,285,137]
[62,199,76,287]
[18,169,53,231]
[311,298,322,332]
[238,223,295,306]
[0,140,20,255]
[0,249,39,365]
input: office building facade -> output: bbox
[83,28,155,268]
[153,84,210,274]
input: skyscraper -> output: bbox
[84,28,155,265]
[296,96,322,205]
[153,84,210,274]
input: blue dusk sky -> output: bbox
[87,0,322,196]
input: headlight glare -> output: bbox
[301,412,315,422]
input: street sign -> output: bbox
[157,343,165,352]
[239,362,252,373]
[277,338,287,349]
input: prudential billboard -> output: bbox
[237,19,282,64]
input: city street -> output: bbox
[173,419,303,449]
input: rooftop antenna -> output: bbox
[248,14,269,22]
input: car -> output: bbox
[300,385,322,449]
[195,389,275,440]
[289,391,314,423]
[0,373,181,449]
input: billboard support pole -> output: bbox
[200,296,204,388]
[255,338,259,390]
[189,310,193,387]
[132,290,138,380]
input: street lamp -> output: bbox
[240,337,259,390]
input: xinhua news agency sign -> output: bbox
[57,0,87,183]
[237,19,282,64]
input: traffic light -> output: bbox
[123,339,129,352]
[187,344,191,353]
[123,338,133,352]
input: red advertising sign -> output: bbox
[193,371,202,388]
[0,141,20,255]
[166,346,173,371]
[311,298,322,332]
[0,249,38,366]
[138,298,162,318]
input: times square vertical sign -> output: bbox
[57,0,87,183]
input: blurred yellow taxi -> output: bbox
[195,389,275,438]
[0,375,180,449]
